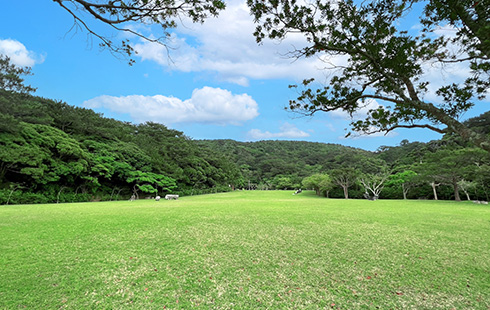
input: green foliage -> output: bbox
[463,111,490,135]
[127,170,177,195]
[330,168,359,199]
[271,175,298,190]
[302,173,332,197]
[0,89,241,204]
[376,140,427,166]
[422,0,490,59]
[0,55,36,94]
[248,0,490,151]
[415,147,489,201]
[0,188,50,205]
[386,170,417,199]
[198,139,374,186]
[0,122,89,186]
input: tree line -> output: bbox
[198,125,490,201]
[1,88,489,204]
[1,54,489,204]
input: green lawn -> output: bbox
[1,191,489,309]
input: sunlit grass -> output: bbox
[1,191,489,309]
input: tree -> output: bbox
[474,164,490,201]
[422,0,490,58]
[457,179,477,201]
[0,122,89,188]
[302,173,332,197]
[330,168,357,199]
[416,147,487,201]
[248,0,490,151]
[386,170,417,199]
[126,170,177,198]
[272,175,296,190]
[464,111,490,135]
[359,172,389,200]
[52,0,226,63]
[0,55,36,94]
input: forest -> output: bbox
[1,81,489,205]
[0,52,489,204]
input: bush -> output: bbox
[0,189,51,205]
[380,186,402,199]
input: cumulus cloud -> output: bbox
[134,0,347,86]
[83,86,259,125]
[0,39,44,67]
[247,123,310,140]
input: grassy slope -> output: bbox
[0,191,489,309]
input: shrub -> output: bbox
[0,189,51,205]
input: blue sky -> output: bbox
[1,0,487,151]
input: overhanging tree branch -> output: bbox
[248,0,490,151]
[52,0,226,62]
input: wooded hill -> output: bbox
[0,90,242,204]
[196,139,374,189]
[1,88,489,204]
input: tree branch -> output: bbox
[385,123,447,134]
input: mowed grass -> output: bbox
[1,191,489,309]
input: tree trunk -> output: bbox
[402,183,407,200]
[132,185,139,199]
[0,166,6,183]
[342,185,349,199]
[407,92,490,152]
[110,187,120,201]
[431,182,439,200]
[57,186,66,204]
[453,181,461,201]
[6,188,15,205]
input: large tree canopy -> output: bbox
[248,0,490,151]
[52,0,226,62]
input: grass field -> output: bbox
[1,191,489,309]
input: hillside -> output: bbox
[1,89,489,204]
[197,139,377,189]
[0,90,241,203]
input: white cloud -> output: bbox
[83,86,259,125]
[330,98,383,120]
[0,39,44,67]
[133,0,347,86]
[247,122,310,140]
